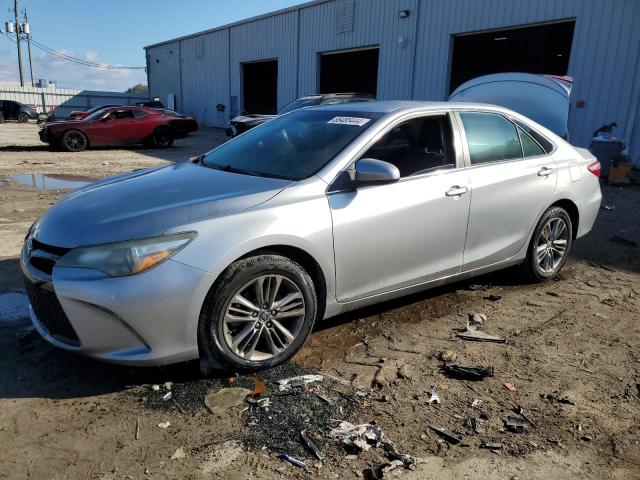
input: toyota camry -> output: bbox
[22,101,602,371]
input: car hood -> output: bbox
[32,161,292,248]
[41,119,88,128]
[449,73,573,137]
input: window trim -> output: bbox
[453,110,556,168]
[327,110,464,192]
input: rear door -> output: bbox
[455,110,557,270]
[329,111,471,302]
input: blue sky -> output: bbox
[0,0,305,91]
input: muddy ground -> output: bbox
[0,122,639,479]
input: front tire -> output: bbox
[522,206,573,282]
[61,130,88,152]
[199,254,317,372]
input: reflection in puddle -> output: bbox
[7,173,93,191]
[0,292,29,324]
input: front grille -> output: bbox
[24,278,80,346]
[29,239,70,276]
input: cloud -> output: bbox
[0,46,146,92]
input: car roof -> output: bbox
[311,100,509,114]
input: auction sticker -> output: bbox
[327,116,371,127]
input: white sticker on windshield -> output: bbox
[327,116,371,127]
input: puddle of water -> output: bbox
[0,292,30,324]
[7,173,93,191]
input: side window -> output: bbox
[515,120,554,154]
[112,110,134,120]
[517,125,545,157]
[132,109,147,118]
[459,112,522,165]
[362,114,456,177]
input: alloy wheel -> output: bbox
[535,217,569,273]
[222,275,306,361]
[66,131,86,151]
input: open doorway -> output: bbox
[320,47,379,96]
[449,20,575,93]
[242,59,278,114]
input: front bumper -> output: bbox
[21,244,215,366]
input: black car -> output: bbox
[0,100,38,123]
[226,92,375,136]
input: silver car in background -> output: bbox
[21,101,602,371]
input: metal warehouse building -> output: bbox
[145,0,640,157]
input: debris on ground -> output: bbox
[170,447,186,460]
[540,391,576,405]
[426,388,441,405]
[481,441,503,450]
[471,399,482,408]
[163,381,173,390]
[246,396,271,409]
[484,293,502,301]
[467,311,487,328]
[331,421,383,452]
[362,461,405,480]
[513,404,537,428]
[151,384,160,391]
[456,312,506,343]
[276,374,324,391]
[249,377,266,396]
[301,430,324,460]
[429,426,462,444]
[504,383,517,392]
[135,418,140,440]
[204,387,251,415]
[504,416,531,433]
[278,452,305,467]
[438,350,458,362]
[157,421,170,429]
[443,361,494,380]
[162,391,173,401]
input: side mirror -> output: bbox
[354,158,400,186]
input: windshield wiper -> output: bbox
[202,162,264,177]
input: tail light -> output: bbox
[587,160,601,177]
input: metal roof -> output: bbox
[144,0,333,50]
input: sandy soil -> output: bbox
[1,122,639,479]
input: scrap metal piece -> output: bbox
[162,392,173,401]
[278,452,305,468]
[427,388,441,405]
[513,404,537,428]
[429,426,462,444]
[443,361,494,380]
[276,374,323,392]
[505,416,531,433]
[301,430,324,460]
[481,441,503,450]
[457,328,506,343]
[331,421,383,452]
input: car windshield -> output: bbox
[278,96,323,115]
[83,109,111,121]
[202,109,382,180]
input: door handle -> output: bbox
[445,185,468,197]
[538,166,554,177]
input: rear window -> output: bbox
[514,120,554,153]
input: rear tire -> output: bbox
[152,127,174,148]
[198,254,317,372]
[17,112,29,123]
[522,206,573,282]
[61,130,88,152]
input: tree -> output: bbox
[126,84,148,93]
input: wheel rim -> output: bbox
[66,132,86,150]
[156,132,170,146]
[18,113,28,122]
[222,275,306,361]
[535,217,569,273]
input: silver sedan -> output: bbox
[21,101,602,371]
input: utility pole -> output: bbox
[23,7,34,86]
[13,0,24,86]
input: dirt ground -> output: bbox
[1,122,639,479]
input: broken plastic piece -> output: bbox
[513,404,536,428]
[471,399,482,408]
[276,374,323,391]
[157,421,170,429]
[505,416,531,433]
[443,361,494,380]
[427,388,441,405]
[278,452,305,468]
[247,396,271,408]
[438,350,458,362]
[467,312,487,329]
[249,377,266,396]
[457,328,506,343]
[301,430,324,460]
[162,392,173,401]
[204,387,251,415]
[504,382,517,392]
[430,426,462,444]
[315,392,332,404]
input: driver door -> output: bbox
[328,112,471,302]
[89,109,136,145]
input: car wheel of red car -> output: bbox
[153,127,174,149]
[17,112,29,123]
[62,130,88,152]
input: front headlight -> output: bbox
[57,232,197,277]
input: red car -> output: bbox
[39,106,198,152]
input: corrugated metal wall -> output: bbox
[145,0,640,159]
[0,83,148,118]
